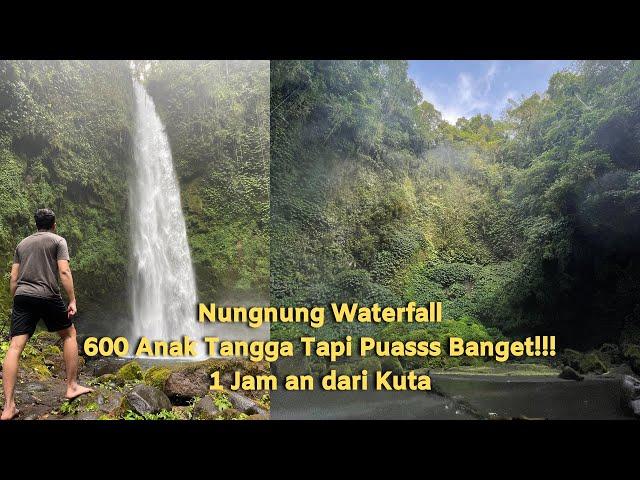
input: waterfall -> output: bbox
[128,77,198,342]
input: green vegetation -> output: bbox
[271,60,640,359]
[212,392,232,412]
[123,409,179,420]
[0,60,133,326]
[0,60,269,332]
[115,361,143,383]
[143,365,172,389]
[145,61,269,302]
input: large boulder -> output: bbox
[247,413,269,420]
[561,349,607,374]
[558,366,584,381]
[90,358,125,377]
[124,384,172,415]
[622,344,640,375]
[620,375,640,417]
[599,343,622,365]
[562,349,582,371]
[193,395,221,419]
[143,366,172,389]
[163,368,210,403]
[116,361,143,383]
[227,391,268,415]
[96,391,124,415]
[579,352,608,374]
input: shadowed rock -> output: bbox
[621,374,640,417]
[559,366,584,381]
[164,369,210,404]
[125,384,172,415]
[227,391,268,415]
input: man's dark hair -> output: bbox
[34,208,56,231]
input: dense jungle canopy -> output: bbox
[270,60,640,350]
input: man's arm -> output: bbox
[9,263,19,297]
[57,259,77,318]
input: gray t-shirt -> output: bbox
[13,231,70,299]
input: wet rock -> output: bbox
[75,411,100,420]
[580,352,608,374]
[90,358,125,377]
[247,413,269,420]
[97,391,123,414]
[124,384,172,415]
[163,368,210,403]
[559,366,584,381]
[621,374,640,417]
[24,381,49,393]
[599,343,621,365]
[193,395,221,419]
[95,373,123,387]
[221,371,235,386]
[226,391,268,415]
[561,349,607,374]
[217,408,243,419]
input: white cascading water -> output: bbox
[129,76,198,342]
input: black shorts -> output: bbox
[10,294,73,338]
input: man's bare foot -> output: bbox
[1,404,20,420]
[65,384,93,400]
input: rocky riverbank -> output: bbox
[0,331,270,420]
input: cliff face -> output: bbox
[0,60,134,331]
[0,60,270,336]
[145,60,270,304]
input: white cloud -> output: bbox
[414,61,510,124]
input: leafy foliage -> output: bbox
[0,60,133,328]
[271,60,640,349]
[145,60,269,301]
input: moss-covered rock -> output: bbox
[21,354,51,379]
[579,352,608,374]
[381,356,404,375]
[599,343,621,365]
[623,344,640,375]
[623,344,640,359]
[192,395,221,419]
[115,361,143,383]
[216,408,244,420]
[32,331,61,348]
[143,366,172,389]
[94,373,122,386]
[561,349,607,374]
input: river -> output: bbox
[271,373,631,420]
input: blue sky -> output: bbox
[408,60,574,124]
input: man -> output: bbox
[1,208,92,420]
